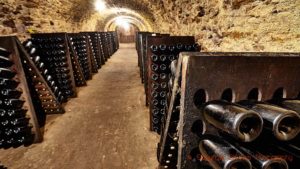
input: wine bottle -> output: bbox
[0,78,19,88]
[0,99,25,108]
[160,73,167,80]
[151,55,158,62]
[160,55,167,62]
[0,56,13,67]
[176,43,183,50]
[151,64,159,71]
[159,44,167,51]
[168,45,175,52]
[0,68,16,79]
[160,64,167,71]
[0,47,11,57]
[152,74,159,81]
[0,89,22,99]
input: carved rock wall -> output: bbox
[149,0,300,52]
[1,0,299,52]
[0,0,83,40]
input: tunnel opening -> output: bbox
[116,24,138,43]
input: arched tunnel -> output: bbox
[0,0,300,169]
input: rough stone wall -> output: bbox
[0,0,155,40]
[1,0,299,51]
[149,0,300,52]
[0,0,83,40]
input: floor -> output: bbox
[0,43,159,169]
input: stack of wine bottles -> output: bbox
[99,32,110,61]
[23,38,71,105]
[0,32,119,150]
[0,37,43,149]
[19,40,64,117]
[105,32,116,57]
[136,32,165,84]
[25,33,77,103]
[84,32,103,69]
[67,38,86,87]
[142,33,167,93]
[146,36,199,133]
[157,52,300,169]
[97,33,106,64]
[68,34,92,86]
[80,32,118,73]
[157,86,181,169]
[110,31,119,54]
[0,46,33,148]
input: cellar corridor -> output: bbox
[0,43,159,169]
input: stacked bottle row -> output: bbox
[0,47,32,148]
[136,32,169,84]
[156,52,300,169]
[0,32,119,149]
[158,88,181,169]
[68,34,90,86]
[195,99,300,169]
[142,34,169,105]
[147,37,199,133]
[157,60,184,168]
[105,32,118,57]
[87,32,102,69]
[24,34,76,104]
[99,32,118,61]
[80,32,118,73]
[19,39,64,117]
[160,99,300,169]
[110,31,119,54]
[0,39,37,149]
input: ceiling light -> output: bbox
[115,18,130,31]
[95,0,106,11]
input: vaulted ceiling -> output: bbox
[62,0,158,31]
[2,0,299,52]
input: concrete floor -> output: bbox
[0,43,159,169]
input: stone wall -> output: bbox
[149,0,300,52]
[1,0,299,51]
[0,0,154,40]
[0,0,83,40]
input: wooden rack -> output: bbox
[67,34,87,86]
[158,52,300,169]
[145,36,196,132]
[0,36,43,143]
[30,33,77,99]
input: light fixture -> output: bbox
[95,0,106,11]
[115,18,130,31]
